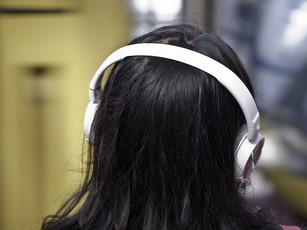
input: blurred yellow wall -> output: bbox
[0,1,130,229]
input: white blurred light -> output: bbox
[290,8,307,27]
[132,0,151,14]
[283,1,307,46]
[131,0,182,20]
[152,0,182,20]
[302,1,307,11]
[283,24,306,46]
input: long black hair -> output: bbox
[42,24,280,230]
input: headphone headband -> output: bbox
[89,43,260,142]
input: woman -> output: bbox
[42,24,301,230]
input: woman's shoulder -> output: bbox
[280,225,302,230]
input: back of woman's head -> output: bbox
[43,24,280,230]
[88,24,263,229]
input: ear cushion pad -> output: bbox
[235,133,264,179]
[84,101,99,143]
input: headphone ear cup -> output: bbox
[84,101,99,143]
[235,133,264,179]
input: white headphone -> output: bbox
[84,43,264,180]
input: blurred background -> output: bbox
[0,0,306,229]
